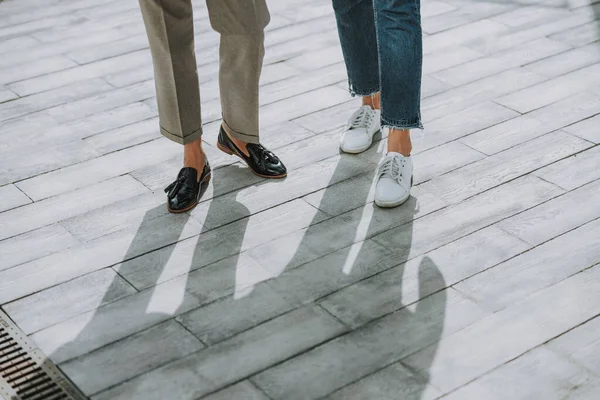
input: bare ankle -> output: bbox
[183,139,206,173]
[387,128,412,157]
[222,125,249,156]
[362,92,381,110]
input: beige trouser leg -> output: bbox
[139,0,269,145]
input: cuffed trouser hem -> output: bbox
[381,114,424,130]
[222,120,260,144]
[348,83,380,97]
[160,125,203,145]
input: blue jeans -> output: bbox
[333,0,423,130]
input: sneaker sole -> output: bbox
[339,128,380,154]
[374,194,410,208]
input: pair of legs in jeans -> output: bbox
[140,0,421,212]
[334,0,423,208]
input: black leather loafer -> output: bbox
[217,127,287,179]
[164,161,211,213]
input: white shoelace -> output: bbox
[379,155,405,183]
[348,107,375,130]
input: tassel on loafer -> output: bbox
[217,127,287,179]
[164,161,211,213]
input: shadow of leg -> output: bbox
[47,205,196,396]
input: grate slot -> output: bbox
[0,347,23,362]
[15,376,51,395]
[0,357,33,376]
[7,366,43,385]
[44,393,69,400]
[0,341,19,354]
[0,353,28,370]
[23,382,61,400]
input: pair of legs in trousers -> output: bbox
[333,0,423,208]
[139,0,287,213]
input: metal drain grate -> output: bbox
[0,311,87,400]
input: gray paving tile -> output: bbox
[9,48,151,94]
[177,281,297,346]
[247,185,445,275]
[92,306,346,400]
[41,80,155,125]
[0,209,202,305]
[403,265,600,394]
[0,77,113,122]
[0,175,148,242]
[535,145,600,191]
[3,268,136,334]
[549,21,599,47]
[422,131,591,204]
[189,155,373,231]
[548,316,600,376]
[320,226,528,328]
[293,100,356,134]
[496,63,600,114]
[326,362,441,400]
[261,85,350,127]
[0,139,101,186]
[441,346,598,400]
[66,34,149,64]
[432,38,569,86]
[0,28,124,70]
[61,192,167,243]
[261,63,347,106]
[0,36,38,54]
[422,2,514,35]
[66,102,156,144]
[524,42,600,79]
[459,114,553,155]
[83,116,160,154]
[179,239,398,346]
[286,45,344,71]
[0,183,30,213]
[421,0,456,19]
[302,172,377,217]
[0,12,82,40]
[456,217,600,313]
[0,55,76,85]
[422,45,483,75]
[0,224,78,272]
[31,277,203,365]
[465,11,593,54]
[499,178,600,246]
[117,199,326,291]
[373,176,563,258]
[61,320,204,396]
[527,91,600,135]
[16,138,179,201]
[421,69,541,123]
[0,88,17,103]
[563,113,600,144]
[424,19,509,55]
[252,289,482,400]
[419,101,519,152]
[490,5,569,28]
[200,382,268,400]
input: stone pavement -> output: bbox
[1,0,600,398]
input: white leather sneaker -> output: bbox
[374,152,413,208]
[340,105,381,154]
